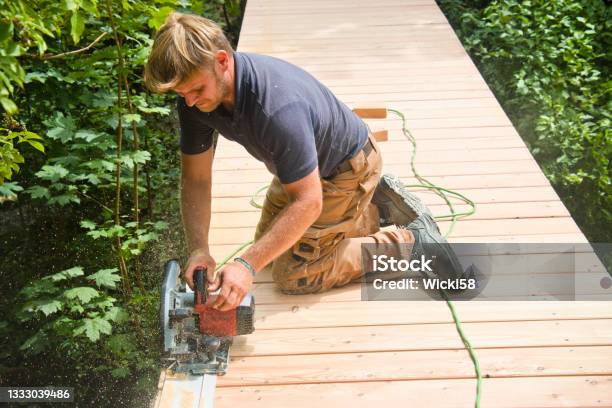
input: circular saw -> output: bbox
[160,259,255,376]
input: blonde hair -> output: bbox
[144,12,233,93]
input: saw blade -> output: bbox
[161,260,181,353]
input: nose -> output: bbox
[185,93,198,107]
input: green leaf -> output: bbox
[138,232,158,242]
[48,193,80,206]
[91,297,115,309]
[25,140,45,152]
[74,130,102,142]
[86,229,108,239]
[88,268,120,288]
[0,21,14,43]
[80,220,97,230]
[123,113,141,124]
[106,224,126,237]
[18,279,57,300]
[70,304,85,313]
[63,287,100,303]
[35,299,64,316]
[104,306,125,322]
[92,90,115,108]
[71,12,85,44]
[0,97,18,114]
[73,317,112,342]
[64,0,80,11]
[26,185,50,200]
[0,182,23,198]
[46,113,75,143]
[81,0,98,15]
[20,332,47,354]
[154,221,169,230]
[108,333,134,354]
[148,6,174,30]
[36,164,69,182]
[111,367,130,378]
[121,154,134,169]
[25,71,49,84]
[44,267,85,282]
[137,105,171,115]
[83,159,115,172]
[74,173,101,185]
[132,150,151,164]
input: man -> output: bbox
[144,12,464,311]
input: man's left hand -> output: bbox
[211,261,253,311]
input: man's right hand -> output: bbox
[184,248,217,291]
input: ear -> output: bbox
[215,50,230,73]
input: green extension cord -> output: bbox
[214,108,482,407]
[388,108,481,408]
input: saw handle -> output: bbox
[194,267,206,305]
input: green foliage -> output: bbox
[0,0,55,114]
[17,266,125,353]
[81,218,168,258]
[0,180,22,200]
[438,0,612,241]
[1,0,243,405]
[0,125,45,186]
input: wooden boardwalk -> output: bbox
[154,0,612,406]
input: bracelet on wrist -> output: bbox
[234,257,257,276]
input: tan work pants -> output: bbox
[254,133,414,294]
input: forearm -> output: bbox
[241,198,320,272]
[180,178,212,253]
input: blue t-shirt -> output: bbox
[177,52,368,184]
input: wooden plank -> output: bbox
[215,376,612,408]
[207,218,580,245]
[261,48,475,61]
[241,41,468,55]
[248,0,438,6]
[209,161,543,183]
[214,135,527,158]
[208,201,571,227]
[212,148,533,171]
[352,106,387,119]
[246,3,446,15]
[214,136,528,160]
[211,174,552,196]
[324,75,490,88]
[243,19,449,31]
[154,372,205,408]
[333,82,493,94]
[279,52,474,67]
[252,278,612,303]
[247,5,438,15]
[300,76,497,89]
[293,62,481,74]
[351,106,503,119]
[353,118,515,131]
[241,41,467,55]
[243,17,449,30]
[244,301,612,332]
[210,232,590,262]
[452,233,589,243]
[251,276,612,305]
[233,316,612,357]
[240,28,457,37]
[258,298,612,329]
[218,346,612,387]
[338,91,498,103]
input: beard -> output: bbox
[196,71,229,113]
